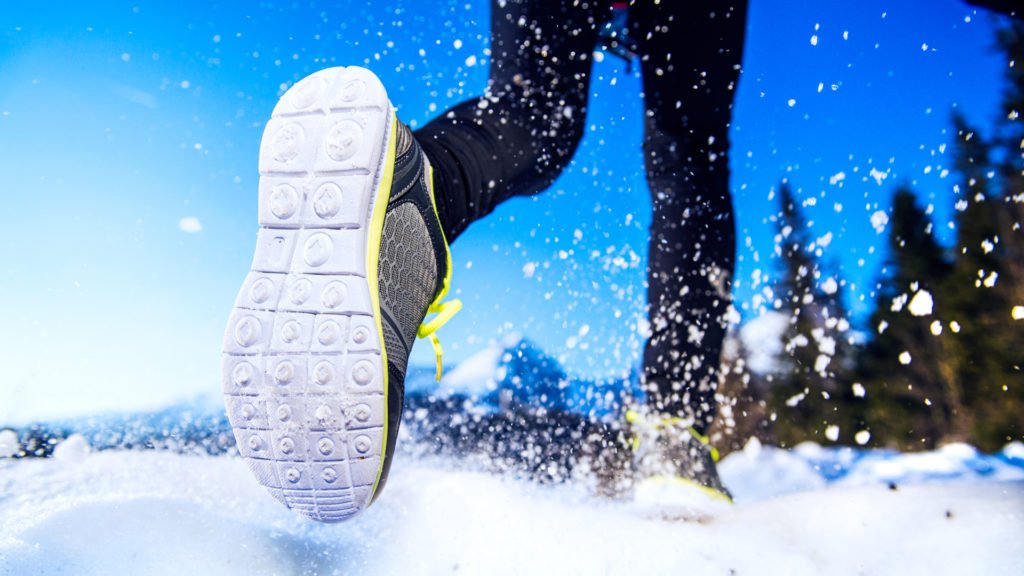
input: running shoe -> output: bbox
[222,66,459,522]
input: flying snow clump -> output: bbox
[179,216,203,233]
[907,290,934,317]
[522,262,537,279]
[0,429,18,458]
[870,210,889,234]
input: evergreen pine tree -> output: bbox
[943,111,1022,451]
[768,182,855,445]
[943,22,1024,449]
[859,187,957,449]
[993,23,1024,299]
[986,23,1024,447]
[856,22,1024,450]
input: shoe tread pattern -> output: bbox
[222,66,392,522]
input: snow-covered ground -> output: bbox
[1,438,1021,575]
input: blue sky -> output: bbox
[0,1,1013,422]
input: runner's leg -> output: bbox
[415,0,611,241]
[632,1,748,434]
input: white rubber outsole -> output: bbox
[222,67,393,522]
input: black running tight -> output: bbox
[415,0,748,434]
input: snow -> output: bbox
[870,209,889,233]
[2,437,1021,575]
[907,290,934,316]
[821,276,838,295]
[0,430,17,458]
[178,216,202,233]
[51,433,91,464]
[1006,442,1024,460]
[740,311,789,374]
[717,438,827,501]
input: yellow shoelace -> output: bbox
[417,298,462,380]
[624,409,720,462]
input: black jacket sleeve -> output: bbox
[964,0,1020,19]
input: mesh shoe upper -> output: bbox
[372,121,451,499]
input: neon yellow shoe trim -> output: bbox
[366,111,400,501]
[641,475,735,504]
[416,162,462,380]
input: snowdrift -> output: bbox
[1,437,1022,575]
[2,338,1022,574]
